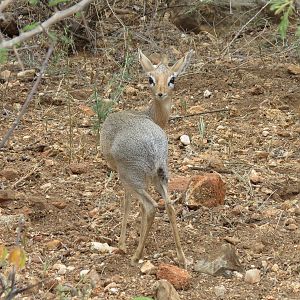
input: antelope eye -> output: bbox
[168,76,175,87]
[148,77,155,86]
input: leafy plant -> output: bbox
[0,48,8,64]
[270,0,298,38]
[22,22,39,32]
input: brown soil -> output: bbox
[1,17,300,300]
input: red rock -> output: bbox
[0,168,18,180]
[52,201,67,209]
[169,176,190,192]
[185,173,225,208]
[69,163,88,174]
[157,263,191,290]
[0,190,16,202]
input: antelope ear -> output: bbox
[138,49,155,73]
[171,49,194,77]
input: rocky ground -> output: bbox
[1,11,300,300]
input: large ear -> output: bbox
[171,49,194,77]
[138,49,155,73]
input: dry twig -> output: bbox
[170,108,230,120]
[0,0,92,48]
[0,45,54,150]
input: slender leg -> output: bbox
[119,187,131,252]
[160,183,186,269]
[131,189,157,266]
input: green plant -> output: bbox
[270,0,299,38]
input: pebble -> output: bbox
[91,242,114,253]
[271,263,279,272]
[249,169,263,184]
[45,239,61,250]
[214,285,226,298]
[262,130,269,137]
[203,89,212,98]
[286,223,298,231]
[140,261,157,275]
[180,134,190,146]
[244,269,260,284]
[80,269,90,277]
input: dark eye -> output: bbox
[168,76,175,86]
[149,77,155,86]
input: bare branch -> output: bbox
[0,0,13,14]
[170,108,230,120]
[0,0,93,48]
[0,45,54,150]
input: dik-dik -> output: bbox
[100,49,193,268]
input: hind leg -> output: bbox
[130,189,157,266]
[156,181,186,269]
[118,187,131,252]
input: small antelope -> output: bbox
[100,49,193,268]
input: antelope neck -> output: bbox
[146,99,171,129]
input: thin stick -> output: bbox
[221,0,271,55]
[0,45,54,150]
[170,108,230,120]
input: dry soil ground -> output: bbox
[1,19,300,300]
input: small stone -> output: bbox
[69,163,88,175]
[244,269,260,284]
[140,261,157,275]
[180,135,190,146]
[153,279,180,300]
[88,207,99,218]
[255,151,269,159]
[0,70,11,81]
[262,130,269,137]
[214,285,226,298]
[249,169,263,184]
[233,271,243,279]
[0,168,18,180]
[271,263,279,272]
[104,282,118,292]
[91,242,114,253]
[52,201,67,209]
[287,64,300,75]
[124,86,138,95]
[185,173,225,208]
[203,89,212,98]
[286,223,298,231]
[0,190,16,202]
[232,205,244,216]
[45,239,62,250]
[80,269,90,277]
[285,218,296,225]
[157,263,191,290]
[57,265,67,275]
[40,182,52,190]
[224,236,240,245]
[17,69,36,80]
[87,269,101,286]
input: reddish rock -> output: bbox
[52,201,67,209]
[0,168,18,180]
[169,176,190,192]
[185,173,225,208]
[0,190,16,202]
[69,163,88,175]
[157,263,191,290]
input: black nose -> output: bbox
[157,93,163,97]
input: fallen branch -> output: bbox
[170,108,230,120]
[0,0,13,14]
[0,0,92,48]
[0,45,54,150]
